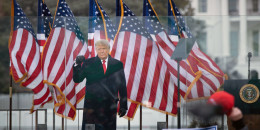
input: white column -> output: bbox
[238,0,247,64]
[221,0,230,56]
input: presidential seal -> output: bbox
[239,84,259,104]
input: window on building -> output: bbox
[198,32,207,53]
[198,0,207,13]
[230,31,238,57]
[229,0,238,14]
[253,31,259,56]
[252,0,259,12]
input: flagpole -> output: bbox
[140,105,142,130]
[53,109,55,130]
[116,0,120,26]
[62,11,66,126]
[62,117,64,130]
[128,119,130,130]
[35,1,40,130]
[9,0,14,129]
[64,16,67,130]
[177,59,181,129]
[36,110,38,130]
[9,76,12,130]
[166,114,168,128]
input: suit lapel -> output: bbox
[94,56,105,76]
[95,56,102,67]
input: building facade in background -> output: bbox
[190,0,260,79]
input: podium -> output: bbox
[224,79,260,129]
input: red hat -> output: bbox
[208,91,234,116]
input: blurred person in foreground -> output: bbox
[189,91,248,130]
[73,40,127,130]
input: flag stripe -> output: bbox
[171,84,178,114]
[65,32,76,64]
[33,85,50,105]
[113,32,125,60]
[130,36,148,100]
[120,31,130,66]
[191,43,223,74]
[24,35,36,73]
[159,70,170,111]
[43,28,59,80]
[153,61,167,109]
[155,34,174,55]
[142,43,159,105]
[148,51,163,106]
[126,34,141,97]
[123,33,136,84]
[126,102,138,118]
[110,36,118,58]
[13,29,28,76]
[22,62,41,91]
[165,74,175,112]
[135,39,153,102]
[155,40,195,87]
[47,28,65,79]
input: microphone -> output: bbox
[248,52,252,79]
[248,52,252,58]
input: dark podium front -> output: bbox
[224,79,260,114]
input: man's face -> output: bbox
[96,44,109,60]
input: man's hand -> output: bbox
[118,108,126,117]
[228,107,243,121]
[76,55,85,65]
[229,107,247,130]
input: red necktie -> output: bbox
[102,60,106,74]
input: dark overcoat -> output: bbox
[73,55,127,130]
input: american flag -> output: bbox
[143,0,197,99]
[144,0,207,102]
[37,0,53,53]
[168,0,192,39]
[42,0,89,120]
[168,0,226,100]
[112,0,179,118]
[142,0,207,115]
[8,0,52,112]
[88,0,117,57]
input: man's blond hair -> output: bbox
[95,40,110,49]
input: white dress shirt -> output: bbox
[101,57,108,68]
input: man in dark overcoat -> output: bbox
[73,40,127,130]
